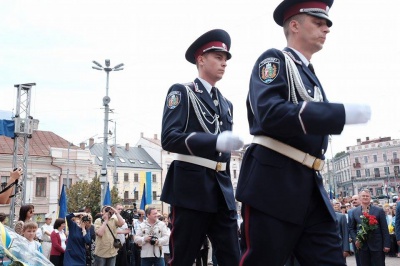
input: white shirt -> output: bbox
[117,222,128,245]
[41,224,53,242]
[55,229,67,250]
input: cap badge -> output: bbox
[222,43,227,50]
[259,57,280,84]
[167,91,181,109]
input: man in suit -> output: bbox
[335,209,351,262]
[160,29,243,266]
[348,189,390,266]
[347,195,361,266]
[396,201,400,251]
[235,0,371,265]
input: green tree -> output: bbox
[66,176,101,217]
[66,177,122,218]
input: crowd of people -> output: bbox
[2,0,400,265]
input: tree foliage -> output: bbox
[66,176,122,217]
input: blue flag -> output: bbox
[103,183,112,206]
[58,185,67,218]
[0,120,14,138]
[140,183,147,210]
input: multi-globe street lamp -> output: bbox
[92,59,124,207]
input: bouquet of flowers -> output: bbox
[356,212,378,248]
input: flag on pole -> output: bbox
[103,183,112,206]
[140,183,147,210]
[132,186,137,195]
[58,185,67,218]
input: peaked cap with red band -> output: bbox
[274,0,334,27]
[185,29,231,64]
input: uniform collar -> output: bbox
[197,77,213,95]
[288,47,310,66]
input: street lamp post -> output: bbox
[92,59,124,208]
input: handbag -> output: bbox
[106,223,123,249]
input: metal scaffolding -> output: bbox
[9,83,35,227]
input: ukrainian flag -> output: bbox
[139,171,153,204]
[0,222,12,248]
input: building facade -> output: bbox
[325,137,400,201]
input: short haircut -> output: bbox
[359,189,371,195]
[53,218,65,229]
[283,14,306,38]
[145,207,156,216]
[23,221,38,231]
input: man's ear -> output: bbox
[289,20,300,33]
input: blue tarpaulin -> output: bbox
[0,120,14,138]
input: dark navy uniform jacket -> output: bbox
[160,78,236,212]
[236,47,346,225]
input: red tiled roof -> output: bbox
[0,130,76,156]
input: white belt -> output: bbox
[174,154,227,172]
[252,136,325,171]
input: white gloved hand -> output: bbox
[216,131,244,152]
[343,103,371,125]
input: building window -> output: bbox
[124,191,129,199]
[356,170,361,178]
[152,174,157,183]
[373,155,377,162]
[355,157,359,164]
[384,166,390,175]
[383,153,387,162]
[374,168,380,177]
[365,169,370,177]
[124,173,129,182]
[152,191,157,200]
[134,191,139,200]
[134,173,139,182]
[394,152,398,159]
[394,166,399,177]
[36,177,46,197]
[363,156,368,163]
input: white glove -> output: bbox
[343,103,371,125]
[216,131,244,152]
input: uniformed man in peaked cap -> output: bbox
[236,0,371,265]
[160,29,243,265]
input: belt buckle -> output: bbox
[313,159,324,171]
[215,162,222,172]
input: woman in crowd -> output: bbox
[63,212,92,266]
[14,204,35,235]
[50,218,66,266]
[85,213,96,266]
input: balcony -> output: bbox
[353,162,361,168]
[391,158,399,164]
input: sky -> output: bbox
[0,0,399,158]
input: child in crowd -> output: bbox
[23,221,43,253]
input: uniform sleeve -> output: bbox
[161,83,218,156]
[396,204,400,240]
[248,48,345,138]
